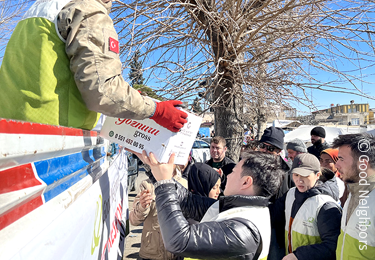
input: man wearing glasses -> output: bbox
[258,126,284,155]
[258,126,292,198]
[259,126,292,260]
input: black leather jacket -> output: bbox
[154,182,268,259]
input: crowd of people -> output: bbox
[1,1,374,260]
[131,126,375,260]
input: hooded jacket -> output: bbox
[181,161,193,180]
[270,177,342,260]
[188,163,221,197]
[154,182,269,259]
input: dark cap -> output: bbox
[310,126,326,138]
[259,126,284,150]
[292,153,320,176]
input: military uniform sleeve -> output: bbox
[57,0,156,119]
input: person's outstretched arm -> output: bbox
[173,180,217,222]
[58,1,186,132]
[140,151,263,259]
[143,158,216,221]
[154,182,262,259]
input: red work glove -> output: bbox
[150,100,188,132]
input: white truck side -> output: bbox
[0,118,129,260]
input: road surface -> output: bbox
[122,169,148,260]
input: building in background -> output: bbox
[312,101,370,126]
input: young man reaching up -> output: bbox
[141,150,284,260]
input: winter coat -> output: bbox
[270,177,342,260]
[268,156,293,260]
[205,156,235,190]
[336,175,375,260]
[154,181,269,259]
[129,177,187,260]
[307,141,330,159]
[273,156,293,201]
[181,161,193,180]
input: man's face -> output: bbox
[259,142,280,155]
[210,142,227,162]
[287,149,299,161]
[336,145,360,183]
[311,135,322,145]
[320,153,337,173]
[224,159,244,196]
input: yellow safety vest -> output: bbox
[285,187,338,254]
[0,0,100,129]
[336,189,375,260]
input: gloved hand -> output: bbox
[150,100,188,132]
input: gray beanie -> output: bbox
[286,139,307,153]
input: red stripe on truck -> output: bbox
[0,164,41,193]
[0,195,44,230]
[0,118,97,137]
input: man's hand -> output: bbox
[282,253,298,260]
[150,100,188,132]
[141,151,175,181]
[139,190,153,209]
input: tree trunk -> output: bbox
[214,82,243,163]
[256,110,268,141]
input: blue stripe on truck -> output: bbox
[34,147,106,202]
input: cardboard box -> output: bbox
[99,111,202,164]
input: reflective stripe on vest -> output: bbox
[0,0,100,130]
[336,189,375,260]
[201,201,270,260]
[285,187,338,254]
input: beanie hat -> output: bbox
[286,139,307,153]
[310,126,326,138]
[321,148,339,163]
[260,126,284,150]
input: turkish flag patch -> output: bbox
[109,37,119,54]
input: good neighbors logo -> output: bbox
[357,138,371,251]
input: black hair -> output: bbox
[320,168,335,182]
[241,151,284,197]
[332,133,375,169]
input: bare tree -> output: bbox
[0,0,29,62]
[111,0,375,160]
